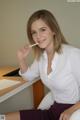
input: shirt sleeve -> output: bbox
[19,59,40,81]
[70,47,80,86]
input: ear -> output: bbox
[53,32,56,36]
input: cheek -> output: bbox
[46,33,53,40]
[32,37,37,43]
[45,30,53,37]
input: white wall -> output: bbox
[0,0,80,112]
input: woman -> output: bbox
[2,9,80,120]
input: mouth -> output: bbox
[37,39,46,44]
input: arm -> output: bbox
[60,47,80,120]
[59,102,80,120]
[17,44,32,73]
[19,59,40,81]
[17,44,40,81]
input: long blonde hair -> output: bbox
[27,9,68,59]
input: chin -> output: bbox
[39,45,46,49]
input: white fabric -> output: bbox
[70,109,80,120]
[37,92,54,110]
[19,44,80,104]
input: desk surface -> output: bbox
[0,66,38,103]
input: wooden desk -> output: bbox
[0,66,44,108]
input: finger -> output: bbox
[24,45,32,51]
[59,114,63,120]
[60,115,69,120]
[24,44,30,48]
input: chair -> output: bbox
[37,91,54,110]
[37,91,80,120]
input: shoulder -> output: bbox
[62,44,80,55]
[61,44,80,65]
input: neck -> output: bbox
[45,41,54,57]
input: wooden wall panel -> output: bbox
[33,80,44,108]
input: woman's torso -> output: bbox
[39,44,80,104]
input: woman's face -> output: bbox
[31,19,55,50]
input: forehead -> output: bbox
[31,19,48,30]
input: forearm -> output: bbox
[59,101,80,120]
[18,59,28,74]
[17,44,31,73]
[68,101,80,114]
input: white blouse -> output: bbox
[19,44,80,104]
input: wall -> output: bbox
[0,0,80,66]
[0,0,80,112]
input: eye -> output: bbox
[31,31,36,35]
[41,28,46,32]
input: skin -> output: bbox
[31,19,55,53]
[5,19,80,120]
[5,112,20,120]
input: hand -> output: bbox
[59,109,73,120]
[17,44,32,62]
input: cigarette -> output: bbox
[29,43,39,47]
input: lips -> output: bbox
[37,39,46,44]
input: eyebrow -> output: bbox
[31,26,47,32]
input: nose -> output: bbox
[36,32,41,39]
